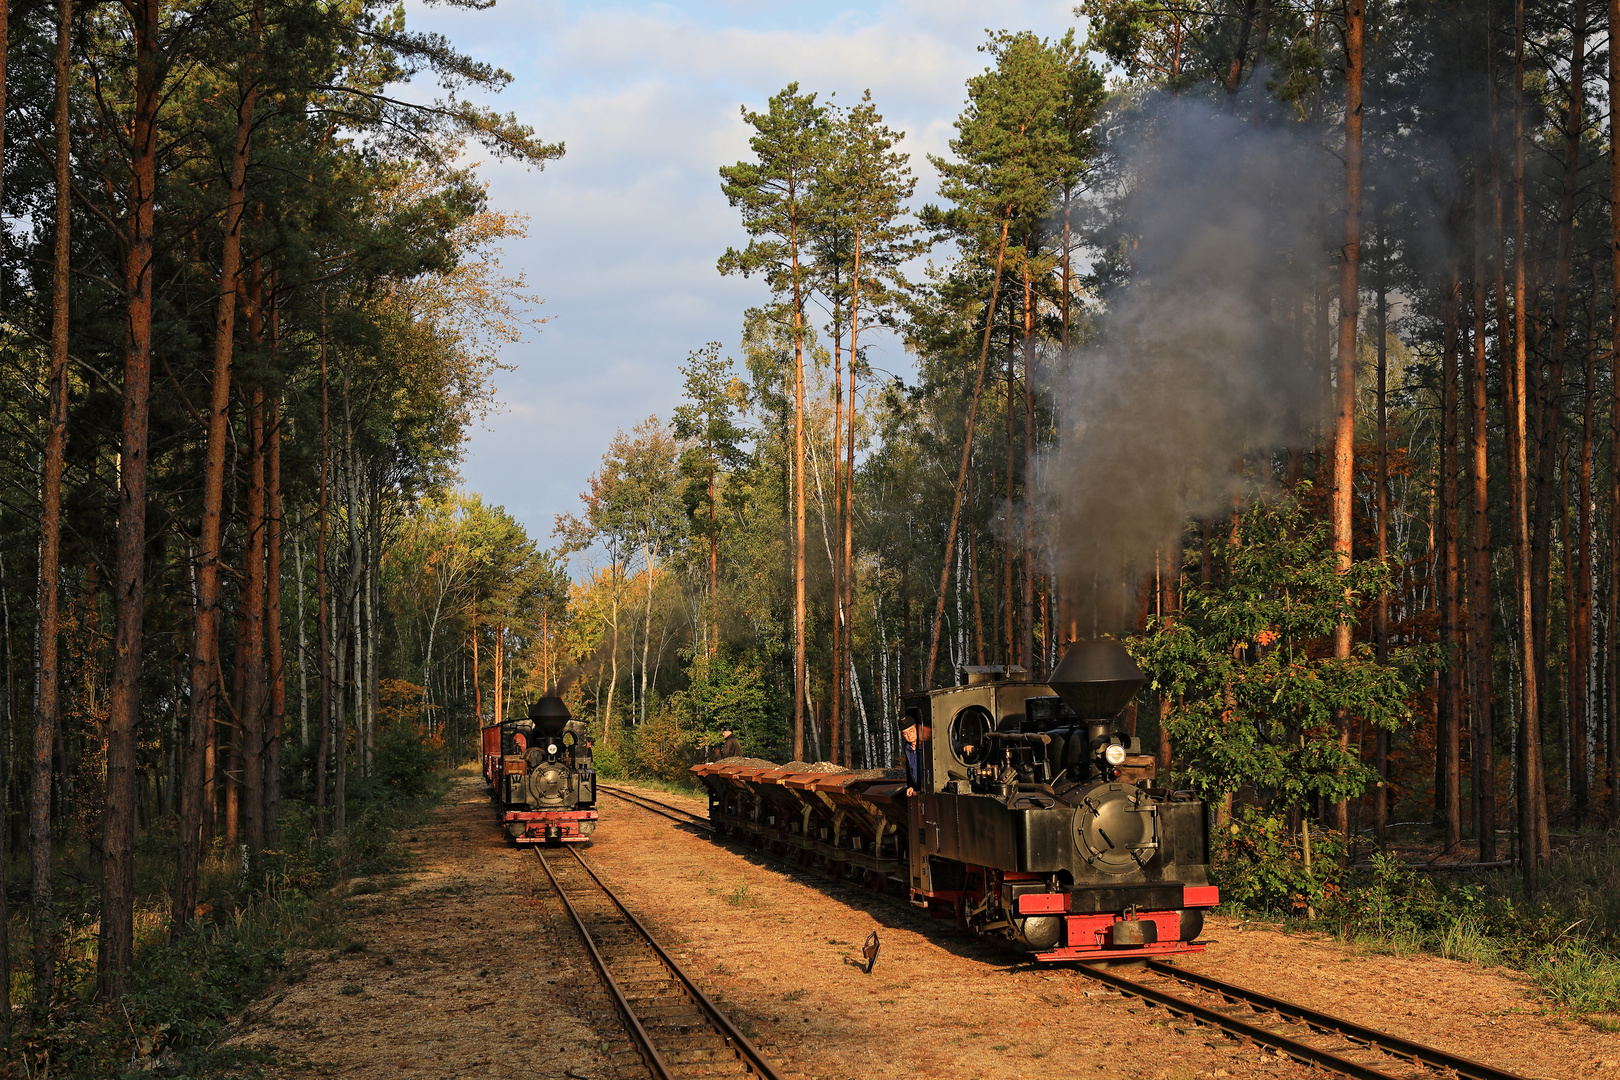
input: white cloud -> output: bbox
[400,0,1085,545]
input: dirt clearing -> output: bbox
[229,776,1616,1079]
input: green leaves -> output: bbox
[718,83,830,296]
[1129,488,1437,808]
[924,31,1081,248]
[811,90,926,329]
[672,343,751,542]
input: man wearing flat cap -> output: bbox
[718,725,742,760]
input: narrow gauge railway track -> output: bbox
[534,844,785,1080]
[607,783,1535,1080]
[1079,960,1531,1080]
[599,785,714,831]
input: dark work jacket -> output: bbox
[904,746,921,789]
[719,735,742,759]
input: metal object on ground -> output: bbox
[862,931,880,974]
[535,845,785,1080]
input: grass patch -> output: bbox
[1215,812,1620,1014]
[5,763,454,1076]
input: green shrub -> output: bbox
[369,722,443,799]
[1210,805,1343,915]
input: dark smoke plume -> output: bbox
[1041,102,1334,632]
[545,635,614,699]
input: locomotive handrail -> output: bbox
[532,850,675,1080]
[563,845,788,1080]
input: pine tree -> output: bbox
[719,85,830,759]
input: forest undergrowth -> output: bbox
[4,760,453,1079]
[1216,808,1620,1018]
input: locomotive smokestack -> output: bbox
[527,696,573,737]
[1046,639,1145,720]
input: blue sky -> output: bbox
[401,0,1083,557]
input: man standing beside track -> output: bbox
[717,725,742,760]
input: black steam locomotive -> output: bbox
[481,696,598,843]
[693,639,1218,961]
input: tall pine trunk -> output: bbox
[99,0,163,1001]
[927,211,1013,688]
[843,228,862,766]
[1574,339,1596,821]
[241,369,267,851]
[32,0,71,1001]
[1330,0,1364,834]
[1609,0,1620,818]
[265,386,284,846]
[1374,218,1390,849]
[1530,0,1584,820]
[1469,157,1496,862]
[1439,270,1462,851]
[831,299,844,763]
[1511,0,1548,884]
[0,0,9,1036]
[1021,254,1035,673]
[314,293,331,834]
[791,206,807,761]
[177,2,259,922]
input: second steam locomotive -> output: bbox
[482,696,598,843]
[692,639,1218,962]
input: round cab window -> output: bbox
[949,706,993,766]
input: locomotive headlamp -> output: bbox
[548,743,559,755]
[1103,743,1128,766]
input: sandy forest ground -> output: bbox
[227,773,1620,1080]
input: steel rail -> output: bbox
[599,784,713,830]
[1143,961,1528,1080]
[533,848,675,1080]
[609,787,1525,1080]
[1075,962,1421,1080]
[562,845,786,1080]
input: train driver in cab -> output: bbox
[901,712,924,795]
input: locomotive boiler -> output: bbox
[482,696,598,843]
[692,639,1218,962]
